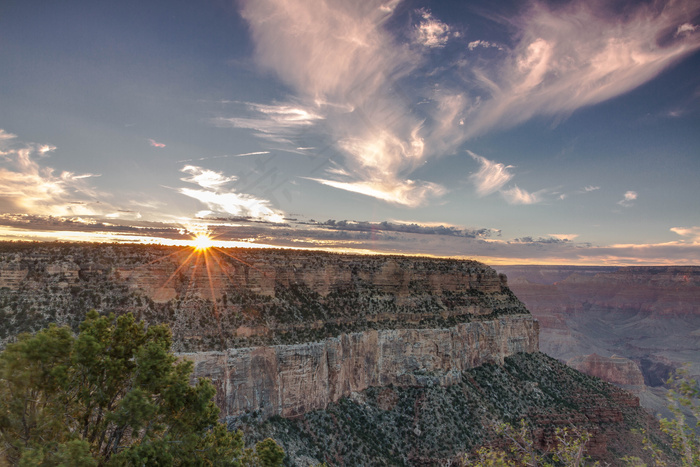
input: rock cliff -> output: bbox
[243,353,669,466]
[0,243,530,352]
[0,243,675,465]
[0,242,538,421]
[186,315,538,418]
[568,354,645,391]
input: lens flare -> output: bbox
[192,233,213,251]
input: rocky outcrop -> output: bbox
[568,354,645,390]
[0,243,529,351]
[243,353,667,466]
[0,242,539,425]
[115,249,511,303]
[186,315,538,418]
[0,263,28,290]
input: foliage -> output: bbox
[661,367,699,466]
[0,310,283,466]
[462,419,599,467]
[622,366,699,467]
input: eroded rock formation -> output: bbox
[186,315,538,418]
[568,354,645,391]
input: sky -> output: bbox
[0,0,699,265]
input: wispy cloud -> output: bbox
[676,23,698,36]
[549,233,579,241]
[464,0,700,138]
[0,129,17,141]
[468,151,514,196]
[584,185,600,192]
[468,40,503,51]
[306,177,444,208]
[148,138,166,148]
[0,130,104,216]
[177,151,271,163]
[671,226,700,242]
[180,165,236,189]
[501,185,543,205]
[177,165,284,222]
[237,0,440,206]
[467,151,546,205]
[213,102,324,144]
[617,190,638,207]
[233,0,700,208]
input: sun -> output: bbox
[191,233,214,251]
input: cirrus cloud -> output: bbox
[232,0,700,209]
[468,151,514,196]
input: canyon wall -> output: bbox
[2,243,673,465]
[568,354,645,391]
[0,242,539,422]
[186,315,538,418]
[497,265,700,414]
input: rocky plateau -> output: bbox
[0,243,676,465]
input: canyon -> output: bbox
[498,265,700,414]
[0,243,675,465]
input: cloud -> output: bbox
[178,165,284,222]
[415,9,450,48]
[234,0,700,208]
[0,130,104,216]
[463,0,700,138]
[148,138,166,148]
[213,102,324,144]
[548,233,579,241]
[512,236,570,244]
[468,151,514,196]
[306,177,445,207]
[177,151,271,163]
[671,226,700,242]
[501,185,543,205]
[180,165,236,190]
[237,0,441,206]
[467,151,546,204]
[617,190,638,207]
[38,145,56,154]
[316,219,495,238]
[0,129,17,141]
[468,40,503,51]
[584,185,600,192]
[676,23,698,36]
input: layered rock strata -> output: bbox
[186,315,538,418]
[568,354,645,391]
[244,353,667,466]
[0,242,539,423]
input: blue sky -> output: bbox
[1,0,699,264]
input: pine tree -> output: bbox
[0,310,283,466]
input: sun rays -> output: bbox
[191,232,214,251]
